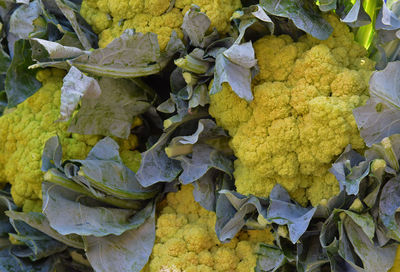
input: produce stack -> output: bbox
[0,0,399,271]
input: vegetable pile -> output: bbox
[0,0,399,271]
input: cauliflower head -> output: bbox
[209,15,375,206]
[0,69,141,212]
[144,185,273,272]
[80,0,241,49]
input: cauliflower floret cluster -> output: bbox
[80,0,241,49]
[209,15,375,206]
[144,185,273,272]
[0,69,141,212]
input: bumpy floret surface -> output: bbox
[143,185,273,272]
[209,15,375,206]
[0,69,141,211]
[80,0,241,49]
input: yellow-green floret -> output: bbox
[80,0,242,49]
[0,69,141,212]
[143,185,273,272]
[209,15,375,206]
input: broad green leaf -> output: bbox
[5,39,41,107]
[343,210,375,242]
[344,216,397,272]
[10,233,66,261]
[0,248,57,272]
[42,182,153,237]
[256,244,286,272]
[260,0,333,40]
[58,66,100,121]
[5,211,84,250]
[71,137,159,200]
[44,167,145,210]
[8,0,42,54]
[69,30,163,78]
[379,176,400,241]
[68,77,150,139]
[267,184,316,243]
[354,62,400,146]
[84,203,155,272]
[210,52,253,101]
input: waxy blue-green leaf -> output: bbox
[136,111,208,187]
[71,137,159,199]
[256,243,286,272]
[178,144,233,185]
[267,185,316,243]
[181,5,218,48]
[5,211,84,249]
[58,66,101,122]
[30,38,85,62]
[379,176,400,241]
[210,51,253,101]
[260,0,333,40]
[216,190,268,242]
[318,0,371,27]
[5,39,41,107]
[330,145,370,195]
[354,62,400,146]
[68,77,150,139]
[84,202,155,272]
[344,215,397,272]
[69,30,161,78]
[42,182,153,237]
[8,0,42,55]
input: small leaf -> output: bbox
[223,42,257,69]
[30,38,85,61]
[217,190,268,242]
[267,184,316,243]
[181,6,218,48]
[58,66,101,121]
[210,52,253,101]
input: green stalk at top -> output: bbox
[355,0,380,50]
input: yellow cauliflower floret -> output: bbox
[209,14,375,206]
[143,185,273,272]
[0,69,142,212]
[80,0,241,50]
